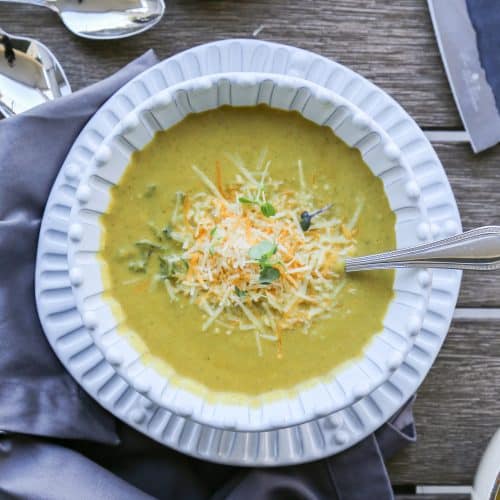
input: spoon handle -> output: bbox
[345,226,500,272]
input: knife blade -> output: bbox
[428,0,500,153]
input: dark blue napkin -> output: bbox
[466,0,500,112]
[0,52,416,500]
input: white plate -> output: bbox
[66,71,429,431]
[35,39,461,465]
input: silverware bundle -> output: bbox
[0,0,165,116]
[0,29,71,116]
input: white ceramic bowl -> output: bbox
[66,72,431,431]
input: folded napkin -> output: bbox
[0,51,416,500]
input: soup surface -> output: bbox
[100,106,395,396]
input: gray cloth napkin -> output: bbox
[0,51,416,500]
[0,49,159,443]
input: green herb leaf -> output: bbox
[238,196,260,205]
[144,184,157,198]
[158,255,188,279]
[239,197,276,217]
[238,196,258,205]
[158,256,173,279]
[210,226,218,239]
[148,222,164,241]
[249,240,277,261]
[260,202,276,217]
[135,239,163,251]
[162,224,173,240]
[234,286,247,298]
[129,241,157,273]
[259,266,280,284]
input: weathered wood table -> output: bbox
[1,1,498,498]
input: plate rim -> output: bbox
[66,70,431,431]
[35,38,462,466]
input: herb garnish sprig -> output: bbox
[128,218,186,277]
[248,240,281,284]
[238,196,276,217]
[238,159,277,217]
[299,203,334,231]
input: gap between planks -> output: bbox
[416,485,473,494]
[424,130,469,142]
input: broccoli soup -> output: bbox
[100,105,395,396]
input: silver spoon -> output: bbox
[345,226,500,272]
[0,0,165,40]
[0,29,71,117]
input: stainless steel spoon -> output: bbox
[0,29,71,117]
[345,226,500,272]
[0,0,165,40]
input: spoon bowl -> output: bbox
[0,0,165,40]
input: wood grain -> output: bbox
[433,143,500,307]
[388,319,500,484]
[0,0,461,128]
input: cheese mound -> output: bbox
[155,155,360,357]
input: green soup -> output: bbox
[100,106,395,396]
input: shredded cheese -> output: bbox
[129,156,361,357]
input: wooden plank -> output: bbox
[437,143,500,231]
[432,143,500,307]
[0,0,460,128]
[388,319,500,484]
